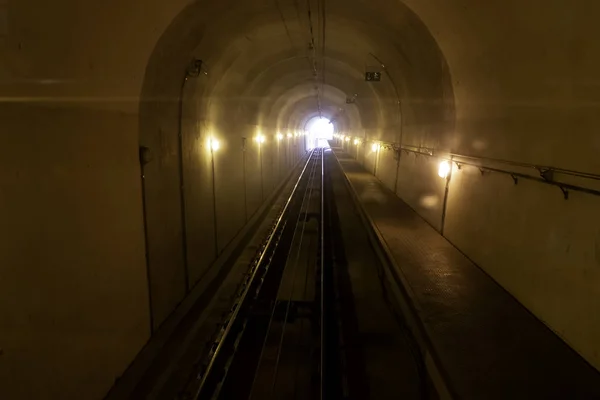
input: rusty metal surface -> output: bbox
[335,149,600,399]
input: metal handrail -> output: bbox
[394,143,600,181]
[395,146,600,199]
[348,138,600,199]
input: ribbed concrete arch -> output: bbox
[198,42,404,130]
[269,83,364,131]
[259,72,379,124]
[299,106,356,133]
[146,0,454,140]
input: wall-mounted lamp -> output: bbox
[255,134,265,144]
[276,133,283,141]
[371,143,380,152]
[353,139,360,145]
[207,137,220,152]
[345,136,350,142]
[438,160,451,178]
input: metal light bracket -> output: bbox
[139,146,152,166]
[559,186,569,200]
[186,59,203,78]
[540,168,555,182]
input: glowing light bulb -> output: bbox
[345,136,350,142]
[371,143,380,152]
[287,133,292,138]
[207,137,220,151]
[353,139,359,145]
[438,161,451,179]
[255,134,265,144]
[276,133,283,140]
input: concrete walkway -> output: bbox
[333,147,600,399]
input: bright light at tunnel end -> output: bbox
[438,160,451,178]
[305,117,334,150]
[308,118,334,139]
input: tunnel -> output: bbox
[2,0,600,399]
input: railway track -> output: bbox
[179,147,427,400]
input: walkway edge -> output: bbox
[331,149,456,400]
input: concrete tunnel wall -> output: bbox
[1,0,600,399]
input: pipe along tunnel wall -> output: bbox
[1,0,600,398]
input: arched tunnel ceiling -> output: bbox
[142,0,452,148]
[269,83,364,133]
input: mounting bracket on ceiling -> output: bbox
[365,71,381,81]
[186,59,204,78]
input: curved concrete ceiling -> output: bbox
[139,0,453,149]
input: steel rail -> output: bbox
[191,150,316,400]
[247,149,321,398]
[320,146,325,400]
[268,148,323,395]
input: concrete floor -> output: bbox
[332,146,600,399]
[327,150,424,399]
